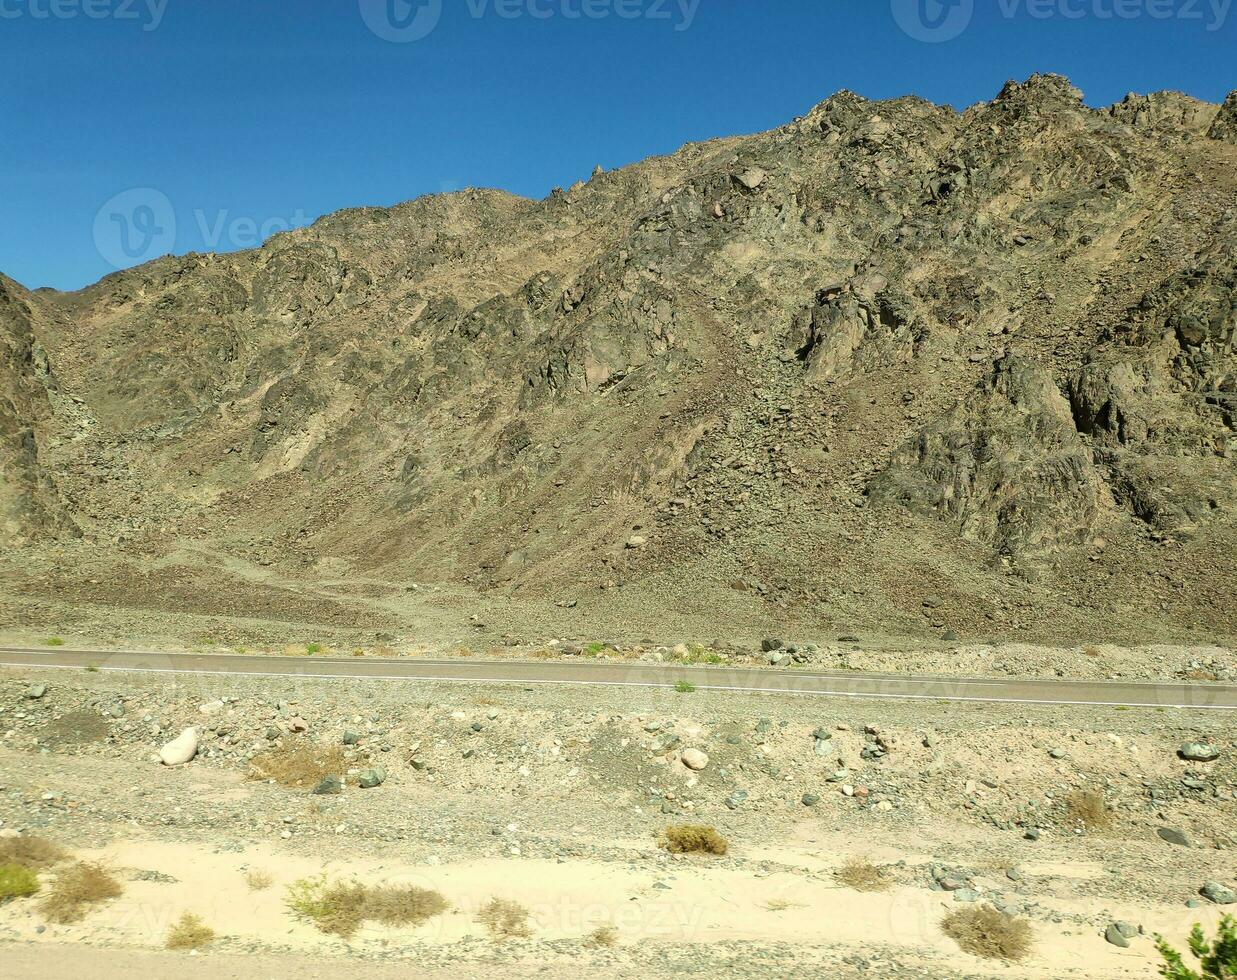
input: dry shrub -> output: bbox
[1064,789,1112,830]
[244,868,273,891]
[660,825,729,856]
[0,864,40,901]
[478,897,532,939]
[361,884,449,928]
[763,897,804,911]
[588,924,619,947]
[1082,646,1102,657]
[836,858,890,893]
[249,740,346,787]
[38,861,123,923]
[166,911,215,950]
[942,906,1033,961]
[287,876,448,939]
[0,835,66,870]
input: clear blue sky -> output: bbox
[2,0,1233,290]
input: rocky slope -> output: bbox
[1,74,1235,647]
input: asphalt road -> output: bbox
[2,646,1235,710]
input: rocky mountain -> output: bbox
[1,74,1234,647]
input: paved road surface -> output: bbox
[2,647,1234,709]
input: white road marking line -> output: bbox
[0,660,1229,709]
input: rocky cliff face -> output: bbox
[3,75,1235,644]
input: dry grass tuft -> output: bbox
[0,835,66,871]
[244,868,274,891]
[478,897,533,939]
[287,876,448,939]
[166,911,216,950]
[0,864,40,901]
[942,906,1033,961]
[836,858,890,893]
[588,924,619,947]
[659,824,729,856]
[248,740,347,788]
[1064,789,1112,830]
[38,861,123,923]
[763,897,804,912]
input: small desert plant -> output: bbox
[286,875,448,939]
[588,924,619,947]
[248,740,346,787]
[37,861,123,923]
[0,835,66,870]
[836,858,890,893]
[942,905,1033,961]
[305,642,324,655]
[0,864,40,902]
[478,897,532,939]
[1064,789,1112,831]
[166,911,215,950]
[43,637,65,647]
[763,897,804,911]
[85,664,99,672]
[674,680,697,693]
[585,642,607,656]
[660,824,729,856]
[1156,915,1237,979]
[244,868,274,891]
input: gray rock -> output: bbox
[801,792,820,807]
[1200,881,1237,905]
[761,638,784,652]
[342,731,361,745]
[1157,827,1191,847]
[1048,748,1067,759]
[24,684,46,699]
[1179,742,1220,762]
[953,889,982,902]
[358,767,387,789]
[1024,828,1042,841]
[725,789,749,810]
[313,775,343,795]
[1104,924,1131,947]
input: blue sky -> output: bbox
[2,0,1233,290]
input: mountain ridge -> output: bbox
[1,73,1234,649]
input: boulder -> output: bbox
[1201,881,1237,905]
[1179,742,1220,762]
[159,727,198,766]
[680,748,709,771]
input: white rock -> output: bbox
[737,167,766,190]
[681,748,709,771]
[159,727,198,766]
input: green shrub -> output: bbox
[1156,916,1237,979]
[287,875,448,939]
[0,864,39,901]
